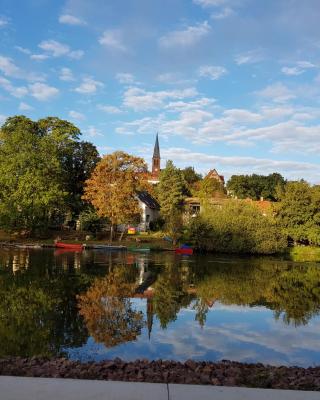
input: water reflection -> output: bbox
[0,248,320,366]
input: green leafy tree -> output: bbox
[157,160,187,244]
[275,181,320,244]
[0,116,100,233]
[227,173,286,201]
[0,116,67,233]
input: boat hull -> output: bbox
[55,242,83,251]
[175,248,193,255]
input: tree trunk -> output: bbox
[109,224,114,243]
[119,225,127,242]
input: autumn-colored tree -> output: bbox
[83,151,150,240]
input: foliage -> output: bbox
[157,160,187,244]
[197,175,226,202]
[186,200,286,254]
[0,116,67,233]
[78,208,106,233]
[275,181,320,245]
[227,173,286,201]
[0,115,99,234]
[181,166,202,195]
[83,151,150,240]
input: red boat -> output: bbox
[175,247,193,255]
[55,242,83,251]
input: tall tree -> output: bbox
[0,115,100,233]
[157,160,187,244]
[0,116,67,233]
[275,181,320,245]
[83,151,149,241]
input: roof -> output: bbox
[153,133,160,159]
[137,191,160,210]
[206,169,225,183]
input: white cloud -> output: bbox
[69,110,86,120]
[59,67,75,81]
[30,54,50,61]
[28,82,59,101]
[281,61,317,76]
[116,72,135,84]
[86,126,103,137]
[123,87,198,111]
[223,108,263,123]
[19,102,33,111]
[281,66,304,76]
[0,76,28,98]
[98,104,122,114]
[15,46,31,55]
[75,77,104,94]
[0,55,21,78]
[194,0,228,7]
[59,14,86,26]
[211,7,235,19]
[235,49,264,65]
[198,65,227,80]
[38,40,70,57]
[159,21,211,48]
[99,30,127,52]
[68,50,84,59]
[256,82,296,103]
[0,16,9,28]
[38,40,84,59]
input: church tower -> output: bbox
[151,133,160,179]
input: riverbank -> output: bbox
[0,357,319,391]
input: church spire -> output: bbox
[153,133,160,159]
[152,133,160,179]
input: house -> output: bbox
[206,169,225,185]
[137,191,160,231]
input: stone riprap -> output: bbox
[0,358,320,391]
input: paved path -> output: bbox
[0,376,319,400]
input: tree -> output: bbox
[275,181,320,245]
[83,151,150,241]
[0,115,99,233]
[227,173,286,201]
[0,116,67,233]
[181,166,202,195]
[61,141,100,215]
[157,160,187,244]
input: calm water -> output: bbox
[0,248,320,367]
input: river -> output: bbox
[0,247,319,367]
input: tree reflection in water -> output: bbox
[78,265,145,347]
[1,248,320,358]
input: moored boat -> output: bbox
[175,245,193,255]
[55,242,83,251]
[86,244,127,251]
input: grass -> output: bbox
[289,245,320,262]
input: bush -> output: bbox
[78,209,105,234]
[186,200,286,254]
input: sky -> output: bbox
[0,0,320,183]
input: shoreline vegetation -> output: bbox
[0,357,319,391]
[0,234,320,262]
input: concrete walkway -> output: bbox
[0,376,319,400]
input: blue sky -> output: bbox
[1,0,320,182]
